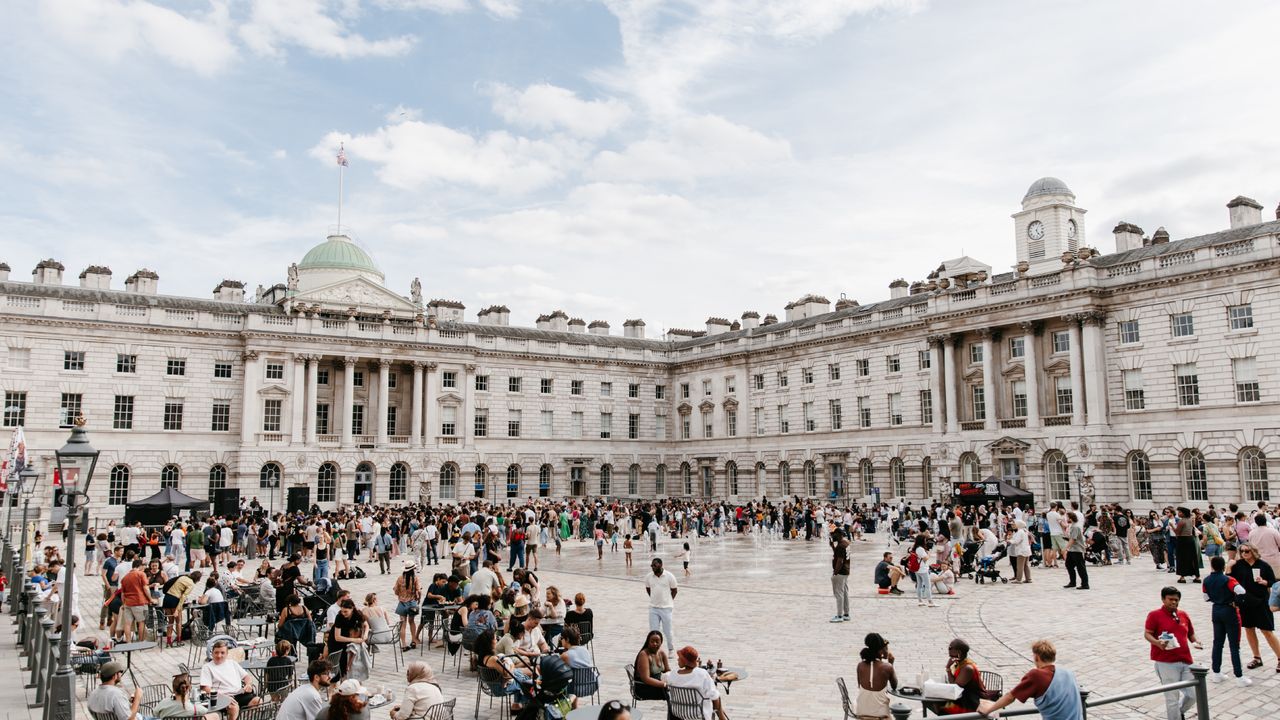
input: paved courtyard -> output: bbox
[5,529,1280,719]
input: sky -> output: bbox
[3,0,1280,332]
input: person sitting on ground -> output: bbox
[855,632,897,720]
[199,639,261,720]
[925,639,986,716]
[633,630,670,701]
[559,626,593,669]
[978,640,1082,720]
[932,561,957,596]
[389,661,445,720]
[277,661,332,720]
[874,552,905,595]
[662,646,728,720]
[316,679,370,720]
[153,672,219,720]
[87,661,146,720]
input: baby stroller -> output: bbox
[957,541,980,579]
[511,654,576,720]
[299,577,343,626]
[975,544,1009,584]
[1029,539,1043,567]
[1085,530,1109,565]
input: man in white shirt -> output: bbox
[199,640,259,720]
[1045,505,1065,569]
[645,558,678,651]
[469,560,500,599]
[277,660,332,720]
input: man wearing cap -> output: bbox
[645,558,678,651]
[318,679,371,720]
[88,660,149,720]
[199,640,260,720]
[278,660,333,720]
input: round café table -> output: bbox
[108,641,157,686]
[713,667,749,695]
[567,705,645,720]
[888,687,933,717]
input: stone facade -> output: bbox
[3,179,1279,516]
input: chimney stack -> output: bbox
[739,311,759,330]
[588,320,610,336]
[705,317,731,335]
[1227,196,1263,229]
[124,269,159,294]
[567,317,586,333]
[1112,222,1145,253]
[79,265,112,290]
[0,262,9,282]
[889,278,908,299]
[213,280,246,302]
[1149,227,1170,245]
[535,314,551,330]
[32,258,65,285]
[622,319,646,338]
[547,310,569,332]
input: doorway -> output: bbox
[354,462,374,504]
[570,467,586,496]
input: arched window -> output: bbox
[600,465,612,496]
[1241,448,1270,502]
[628,465,640,496]
[1128,451,1152,500]
[960,453,981,484]
[539,465,552,497]
[891,458,906,498]
[260,462,282,490]
[780,462,791,496]
[861,459,875,496]
[655,465,666,496]
[1044,451,1070,500]
[317,462,338,503]
[160,464,180,490]
[208,465,227,496]
[108,464,130,505]
[755,463,766,497]
[389,462,408,501]
[921,457,933,497]
[439,463,458,500]
[727,462,739,495]
[1181,450,1207,502]
[506,465,520,498]
[474,465,487,499]
[681,463,693,495]
[805,461,818,496]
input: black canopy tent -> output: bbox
[124,487,210,526]
[951,477,1035,507]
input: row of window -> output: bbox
[3,349,237,378]
[104,462,412,505]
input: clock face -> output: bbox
[1067,219,1078,239]
[1027,220,1045,241]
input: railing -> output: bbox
[391,325,415,335]
[62,300,95,312]
[6,296,40,308]
[881,308,903,319]
[999,418,1026,429]
[354,434,375,445]
[165,309,196,320]
[317,434,339,443]
[888,665,1210,720]
[257,432,285,443]
[989,282,1018,295]
[1044,415,1072,427]
[1158,250,1195,268]
[438,437,459,445]
[1107,261,1141,277]
[262,315,294,326]
[357,322,381,332]
[389,435,410,445]
[213,313,243,326]
[114,304,146,316]
[438,329,465,339]
[321,319,347,329]
[951,289,977,301]
[960,420,985,431]
[1029,273,1061,288]
[1214,237,1254,257]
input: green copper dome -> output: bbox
[298,235,381,274]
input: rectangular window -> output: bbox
[1228,304,1254,330]
[1175,363,1199,406]
[1052,331,1070,354]
[629,413,640,439]
[654,384,666,400]
[261,399,281,432]
[214,361,233,380]
[1055,377,1073,416]
[628,383,639,398]
[886,354,901,373]
[1233,357,1260,403]
[572,411,584,438]
[113,395,134,429]
[441,406,456,436]
[59,393,83,428]
[6,348,30,369]
[314,404,329,434]
[164,401,185,431]
[702,379,712,396]
[386,406,398,435]
[1119,320,1141,344]
[541,410,554,438]
[777,371,789,388]
[441,371,456,388]
[354,371,365,387]
[828,363,841,381]
[570,380,583,396]
[856,359,869,377]
[600,412,612,439]
[919,389,933,425]
[474,408,488,437]
[681,383,690,399]
[803,401,815,431]
[829,399,842,430]
[265,362,284,380]
[475,375,488,391]
[971,386,986,420]
[351,404,365,435]
[726,376,736,394]
[1171,312,1195,338]
[858,396,871,428]
[166,358,186,376]
[388,372,397,389]
[918,349,931,370]
[802,367,814,384]
[64,350,86,371]
[212,402,231,432]
[1009,337,1024,359]
[1012,380,1027,417]
[968,344,983,364]
[753,374,764,390]
[601,381,613,397]
[702,412,713,439]
[3,391,27,427]
[116,353,137,373]
[656,414,667,440]
[889,392,903,426]
[754,407,764,436]
[317,368,329,385]
[508,376,522,393]
[778,404,789,434]
[1123,369,1145,410]
[681,416,691,440]
[541,378,553,394]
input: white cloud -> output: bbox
[272,149,288,160]
[239,0,415,59]
[590,114,791,183]
[385,105,423,122]
[38,0,238,76]
[487,83,630,138]
[374,0,519,18]
[477,0,521,19]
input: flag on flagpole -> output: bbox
[336,144,349,167]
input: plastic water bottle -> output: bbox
[917,665,926,691]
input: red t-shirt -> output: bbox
[1144,608,1194,663]
[120,568,151,607]
[1011,666,1055,702]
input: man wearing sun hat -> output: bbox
[87,660,148,720]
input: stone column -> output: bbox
[290,355,306,444]
[980,329,998,431]
[411,361,425,448]
[927,335,945,434]
[240,351,259,444]
[943,335,959,434]
[423,363,438,445]
[1019,322,1041,429]
[377,359,392,445]
[463,364,477,447]
[1066,316,1086,426]
[305,355,319,445]
[1082,311,1108,427]
[342,356,357,447]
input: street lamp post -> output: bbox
[49,416,99,720]
[1073,466,1086,510]
[11,466,37,618]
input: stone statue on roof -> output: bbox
[411,276,422,304]
[287,263,299,291]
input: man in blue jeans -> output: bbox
[645,558,678,651]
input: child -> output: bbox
[610,528,620,553]
[623,535,633,568]
[676,542,692,576]
[594,526,605,560]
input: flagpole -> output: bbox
[338,145,344,232]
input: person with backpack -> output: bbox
[374,528,395,575]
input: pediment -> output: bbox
[437,392,464,405]
[292,276,418,313]
[1043,357,1071,373]
[722,397,739,410]
[677,402,693,415]
[258,384,291,397]
[987,436,1031,453]
[698,399,716,413]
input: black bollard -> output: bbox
[1190,665,1210,720]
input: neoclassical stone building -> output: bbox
[3,178,1279,519]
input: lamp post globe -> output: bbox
[50,415,99,720]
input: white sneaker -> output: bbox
[927,602,938,607]
[1210,672,1224,683]
[1236,676,1253,687]
[918,601,926,607]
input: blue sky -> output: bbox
[3,1,1280,331]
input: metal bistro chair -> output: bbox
[836,677,854,719]
[573,620,596,664]
[90,711,117,720]
[667,685,706,720]
[368,620,404,671]
[981,670,1004,697]
[420,697,458,720]
[139,683,171,715]
[569,666,601,706]
[625,665,639,708]
[475,665,518,720]
[258,663,300,702]
[239,700,279,720]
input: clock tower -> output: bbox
[1012,177,1086,272]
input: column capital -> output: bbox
[1060,313,1085,325]
[343,355,360,366]
[241,350,259,362]
[424,362,438,372]
[292,353,310,364]
[378,358,393,368]
[926,334,948,346]
[412,360,427,370]
[977,328,1002,341]
[465,364,477,373]
[1018,320,1043,335]
[1081,310,1107,327]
